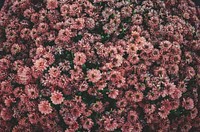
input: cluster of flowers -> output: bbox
[0,0,200,131]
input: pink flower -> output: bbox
[144,104,156,114]
[17,66,32,85]
[82,118,94,130]
[48,66,61,78]
[112,54,123,67]
[0,58,10,70]
[11,43,21,55]
[37,23,49,33]
[108,89,119,99]
[121,122,133,132]
[38,100,52,115]
[91,101,103,113]
[71,18,85,30]
[87,69,102,83]
[50,91,64,105]
[169,88,182,99]
[127,110,138,123]
[182,97,194,110]
[28,112,39,124]
[132,91,144,102]
[104,118,118,131]
[34,58,48,71]
[25,84,39,99]
[189,107,198,119]
[47,0,58,10]
[73,52,87,66]
[0,108,13,121]
[158,106,170,119]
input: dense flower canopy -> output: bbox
[0,0,200,131]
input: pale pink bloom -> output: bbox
[38,100,52,115]
[47,0,58,10]
[0,108,13,121]
[126,43,138,54]
[87,69,102,83]
[108,89,119,99]
[78,81,88,92]
[116,99,128,108]
[132,123,143,132]
[70,107,81,118]
[48,66,61,78]
[121,122,133,132]
[0,58,10,70]
[125,90,134,101]
[17,66,32,85]
[151,49,160,61]
[82,118,94,130]
[168,64,179,75]
[64,114,76,125]
[128,54,140,65]
[91,101,103,112]
[169,88,182,99]
[144,104,156,114]
[127,110,138,123]
[180,122,192,132]
[25,84,39,99]
[50,91,64,105]
[160,40,172,51]
[58,28,72,42]
[34,58,48,71]
[71,18,85,30]
[28,112,39,124]
[112,54,123,67]
[104,118,118,131]
[37,23,49,33]
[73,52,87,66]
[189,107,198,119]
[11,43,21,55]
[4,96,16,107]
[132,91,143,102]
[43,52,55,65]
[186,66,196,79]
[161,99,172,111]
[170,100,180,110]
[182,97,194,110]
[158,106,170,119]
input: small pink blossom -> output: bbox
[47,0,58,10]
[50,91,64,105]
[87,69,102,83]
[34,58,48,71]
[38,101,52,115]
[182,97,194,110]
[73,52,87,66]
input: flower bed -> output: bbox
[0,0,200,131]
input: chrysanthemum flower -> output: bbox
[132,91,144,102]
[87,69,102,83]
[50,91,64,105]
[182,97,194,110]
[34,58,48,71]
[38,100,52,115]
[73,52,87,66]
[47,0,58,10]
[25,84,39,99]
[48,66,61,78]
[82,118,94,130]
